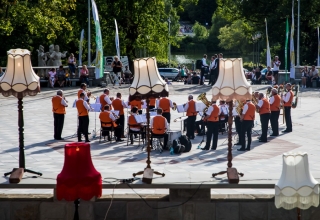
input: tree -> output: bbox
[192,21,208,38]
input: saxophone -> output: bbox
[251,92,259,113]
[197,92,211,115]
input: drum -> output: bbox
[167,130,181,148]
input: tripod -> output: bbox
[197,121,206,149]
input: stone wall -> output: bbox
[1,196,320,220]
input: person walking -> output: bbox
[52,90,68,140]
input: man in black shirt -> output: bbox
[255,67,262,84]
[191,72,200,84]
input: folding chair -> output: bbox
[99,121,115,143]
[127,124,145,147]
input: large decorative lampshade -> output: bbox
[129,57,168,100]
[212,58,252,101]
[0,49,40,98]
[275,152,319,210]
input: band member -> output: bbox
[130,97,144,115]
[156,94,174,123]
[99,105,123,142]
[76,93,91,142]
[255,93,270,142]
[150,108,169,149]
[269,88,281,136]
[233,100,242,145]
[52,90,68,140]
[99,89,112,110]
[77,83,91,102]
[201,100,220,150]
[128,106,145,144]
[149,97,156,110]
[238,99,255,151]
[282,83,293,132]
[184,95,197,140]
[112,92,128,137]
[219,100,228,132]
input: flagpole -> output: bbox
[318,27,320,66]
[88,0,91,66]
[296,0,300,66]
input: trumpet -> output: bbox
[63,96,68,103]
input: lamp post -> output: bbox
[131,57,168,183]
[275,153,319,220]
[296,0,300,66]
[255,32,262,67]
[88,0,91,66]
[211,58,252,183]
[168,17,171,67]
[0,49,42,181]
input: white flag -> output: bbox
[115,19,120,58]
[265,18,271,67]
[289,0,295,79]
[79,29,84,66]
[318,27,320,66]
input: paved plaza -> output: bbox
[0,84,320,196]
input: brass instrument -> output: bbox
[291,84,299,109]
[63,96,68,103]
[172,102,177,111]
[235,100,244,116]
[197,92,211,114]
[251,92,259,113]
[266,86,272,97]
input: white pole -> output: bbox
[296,0,300,66]
[88,0,91,66]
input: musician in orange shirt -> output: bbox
[76,93,91,142]
[128,106,145,144]
[151,108,169,149]
[201,100,220,150]
[112,92,128,138]
[156,94,174,124]
[184,95,197,139]
[149,97,156,110]
[99,88,112,111]
[52,90,68,140]
[269,88,281,136]
[238,100,256,151]
[77,83,91,102]
[255,93,270,142]
[129,97,144,115]
[99,105,123,141]
[282,83,293,132]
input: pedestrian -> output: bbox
[52,90,68,140]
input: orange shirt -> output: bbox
[243,103,255,121]
[112,99,124,115]
[207,105,220,122]
[270,95,281,111]
[52,96,66,114]
[130,100,142,110]
[129,115,140,129]
[149,98,156,106]
[77,89,83,99]
[76,99,88,116]
[152,115,166,134]
[159,98,171,113]
[284,91,294,107]
[259,98,270,115]
[186,100,197,116]
[99,111,117,127]
[100,94,107,109]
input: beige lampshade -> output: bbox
[275,152,319,210]
[129,57,168,100]
[0,49,40,98]
[212,58,252,101]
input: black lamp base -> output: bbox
[4,168,42,177]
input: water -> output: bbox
[171,53,252,66]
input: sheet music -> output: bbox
[150,112,157,116]
[196,102,206,112]
[134,115,147,123]
[89,103,101,112]
[176,104,185,113]
[142,102,147,109]
[111,110,119,116]
[124,101,131,109]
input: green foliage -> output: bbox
[192,21,208,38]
[156,57,178,67]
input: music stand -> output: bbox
[89,103,102,139]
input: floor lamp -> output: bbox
[211,58,252,183]
[130,57,168,184]
[0,49,42,182]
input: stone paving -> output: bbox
[0,83,320,195]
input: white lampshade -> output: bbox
[129,57,168,99]
[212,58,252,101]
[0,49,40,97]
[275,152,319,210]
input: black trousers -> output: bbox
[284,106,292,131]
[78,115,89,141]
[270,111,280,135]
[151,132,168,149]
[205,121,219,149]
[186,116,196,138]
[234,116,242,143]
[219,116,228,131]
[116,114,125,136]
[200,68,206,85]
[195,120,205,133]
[162,112,171,124]
[260,113,270,141]
[241,120,253,149]
[54,113,65,139]
[102,125,122,140]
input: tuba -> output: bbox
[251,91,259,113]
[235,100,244,115]
[197,92,211,114]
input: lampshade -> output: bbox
[275,152,319,210]
[129,57,168,100]
[212,58,252,101]
[0,49,40,98]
